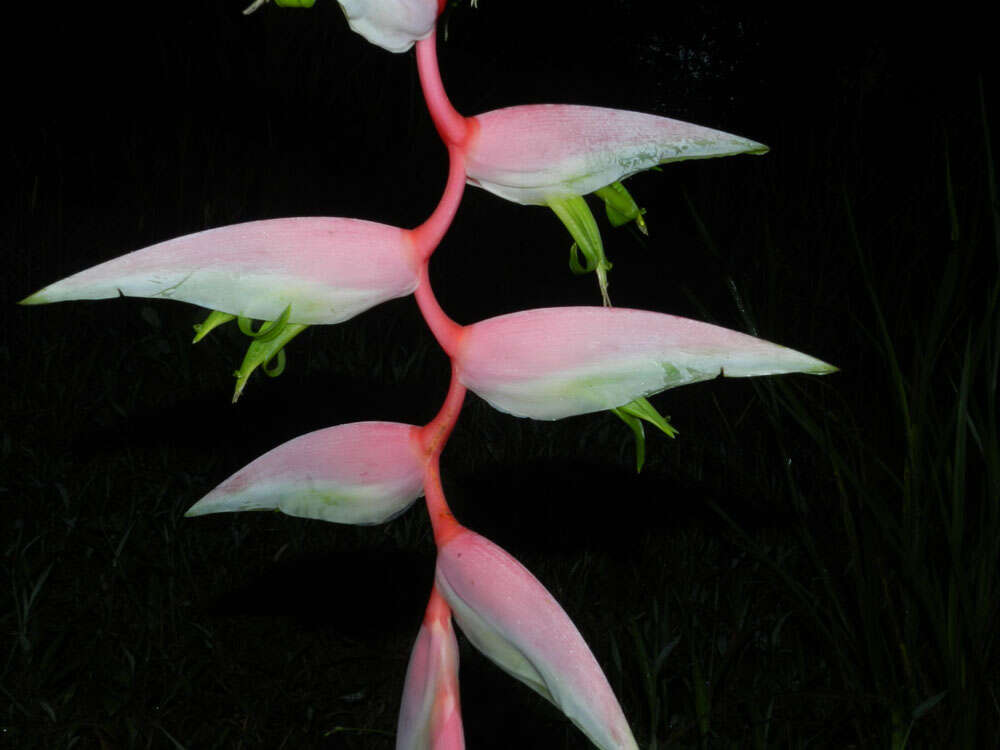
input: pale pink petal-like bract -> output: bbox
[454,306,836,420]
[185,421,426,525]
[397,586,465,750]
[436,526,638,750]
[464,104,767,205]
[337,0,439,53]
[21,217,420,325]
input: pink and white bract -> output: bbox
[185,421,426,525]
[337,0,440,53]
[436,526,639,750]
[464,104,768,205]
[21,217,421,326]
[453,306,836,420]
[397,586,465,750]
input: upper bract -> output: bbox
[464,104,768,205]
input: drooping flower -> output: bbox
[397,585,465,750]
[462,104,768,302]
[435,525,638,750]
[185,421,426,524]
[20,217,422,399]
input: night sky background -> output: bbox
[2,2,993,748]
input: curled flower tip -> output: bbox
[547,195,613,307]
[238,303,292,341]
[595,182,647,235]
[192,310,236,343]
[231,316,308,402]
[185,421,425,524]
[611,396,677,472]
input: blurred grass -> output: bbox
[3,3,995,749]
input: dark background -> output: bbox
[2,2,994,748]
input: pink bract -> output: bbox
[397,586,465,750]
[453,306,835,420]
[185,421,426,525]
[436,526,638,750]
[21,217,421,325]
[464,104,768,205]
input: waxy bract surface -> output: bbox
[455,307,835,419]
[464,104,768,205]
[436,527,638,750]
[186,422,426,525]
[22,218,420,325]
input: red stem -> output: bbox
[420,362,467,547]
[414,260,464,357]
[409,143,467,262]
[420,360,467,454]
[412,17,473,551]
[424,582,451,624]
[416,29,469,147]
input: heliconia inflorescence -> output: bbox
[23,3,837,748]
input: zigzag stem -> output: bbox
[409,142,467,262]
[414,259,463,356]
[410,42,467,351]
[412,21,475,549]
[416,27,469,147]
[419,361,466,547]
